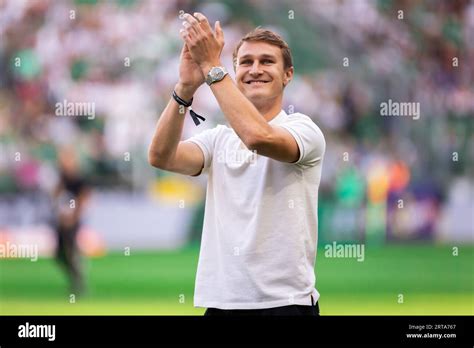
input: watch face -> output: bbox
[211,68,222,79]
[207,67,227,85]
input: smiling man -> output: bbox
[148,13,325,316]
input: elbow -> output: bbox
[148,151,167,169]
[243,130,271,152]
[244,137,261,152]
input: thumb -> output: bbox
[214,21,224,44]
[179,43,187,58]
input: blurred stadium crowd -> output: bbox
[0,0,472,247]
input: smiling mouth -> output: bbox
[245,80,270,85]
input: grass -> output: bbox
[1,244,472,315]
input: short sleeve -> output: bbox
[278,114,326,168]
[184,125,223,174]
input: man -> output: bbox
[53,146,90,297]
[148,13,325,316]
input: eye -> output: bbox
[262,59,274,65]
[240,60,252,65]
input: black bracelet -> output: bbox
[172,90,206,126]
[172,90,193,107]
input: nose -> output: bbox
[249,61,263,76]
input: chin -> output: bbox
[245,92,267,102]
[244,87,269,96]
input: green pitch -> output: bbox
[0,245,472,315]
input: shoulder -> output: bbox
[285,112,320,126]
[189,124,228,139]
[283,112,325,139]
[205,124,229,134]
[212,123,237,138]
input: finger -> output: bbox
[215,21,224,44]
[182,21,198,38]
[181,25,197,44]
[183,13,205,38]
[193,12,212,34]
[183,13,200,27]
[180,42,191,55]
[179,42,186,56]
[179,28,192,44]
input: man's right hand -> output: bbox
[177,43,205,100]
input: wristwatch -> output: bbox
[205,66,228,86]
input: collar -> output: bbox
[268,109,287,125]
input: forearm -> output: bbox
[148,84,195,167]
[178,13,269,147]
[209,75,271,148]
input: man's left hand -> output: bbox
[180,12,225,76]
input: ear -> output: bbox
[283,66,294,87]
[233,58,237,73]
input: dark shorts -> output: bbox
[204,297,320,316]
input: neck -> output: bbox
[254,96,283,122]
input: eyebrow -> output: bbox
[239,54,277,61]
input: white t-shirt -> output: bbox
[186,109,326,309]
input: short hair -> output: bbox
[232,28,293,70]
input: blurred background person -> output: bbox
[52,146,91,297]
